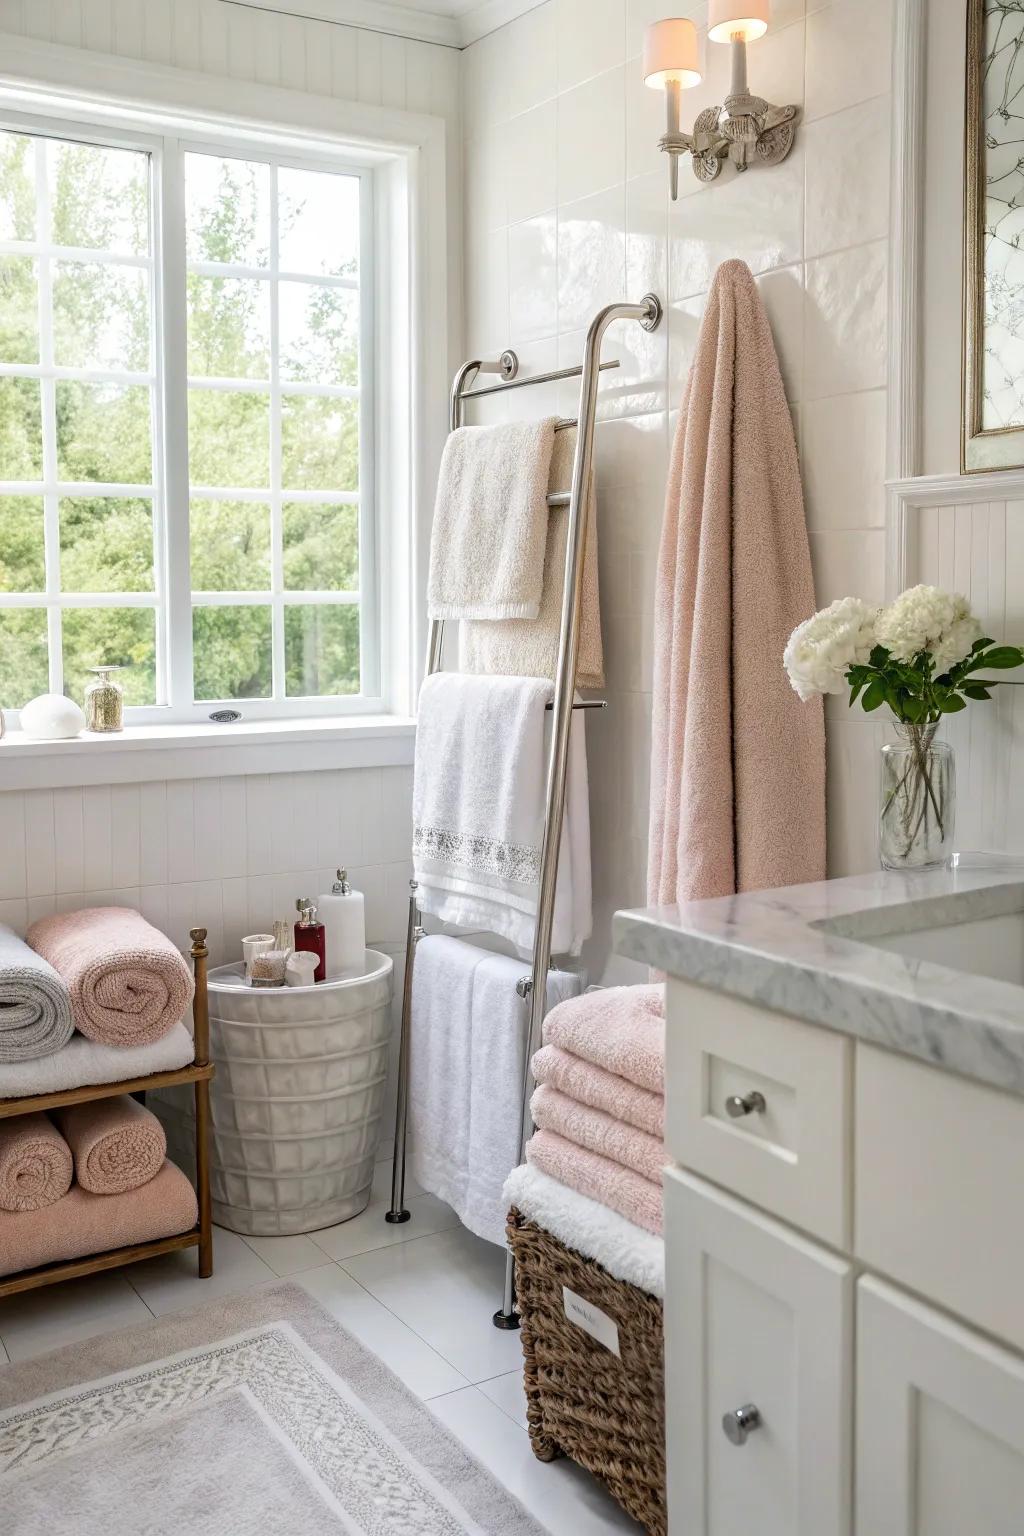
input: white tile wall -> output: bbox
[463,0,895,981]
[0,0,902,990]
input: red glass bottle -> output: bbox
[294,898,326,983]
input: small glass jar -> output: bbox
[84,665,126,733]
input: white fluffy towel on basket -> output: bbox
[412,673,592,959]
[410,935,580,1246]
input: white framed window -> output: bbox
[0,110,379,725]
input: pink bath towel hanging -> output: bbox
[648,259,826,905]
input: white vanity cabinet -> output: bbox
[856,1277,1024,1536]
[665,1169,852,1536]
[661,978,1024,1536]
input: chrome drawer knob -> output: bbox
[725,1091,766,1118]
[722,1404,761,1446]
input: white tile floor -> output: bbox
[0,1159,640,1534]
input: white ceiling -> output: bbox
[399,0,484,17]
[234,0,546,47]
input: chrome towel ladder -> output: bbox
[386,294,663,1328]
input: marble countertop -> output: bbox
[613,856,1024,1097]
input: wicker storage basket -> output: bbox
[507,1206,666,1536]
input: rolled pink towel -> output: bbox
[542,984,665,1092]
[531,1044,664,1136]
[0,1159,198,1277]
[27,908,193,1049]
[54,1094,166,1195]
[526,1128,663,1236]
[0,1113,72,1212]
[531,1083,667,1186]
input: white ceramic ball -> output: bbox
[20,693,86,740]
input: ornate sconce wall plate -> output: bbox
[660,93,800,185]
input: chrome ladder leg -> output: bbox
[493,973,534,1330]
[494,1246,518,1330]
[386,881,422,1224]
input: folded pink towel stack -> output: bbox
[531,1044,664,1137]
[27,907,194,1048]
[0,1159,197,1277]
[531,1084,667,1186]
[543,984,665,1092]
[0,1113,73,1213]
[521,985,667,1236]
[54,1094,166,1195]
[527,1130,663,1236]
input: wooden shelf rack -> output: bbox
[0,927,214,1299]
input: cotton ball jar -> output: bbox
[19,693,86,739]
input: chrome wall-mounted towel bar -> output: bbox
[387,292,664,1328]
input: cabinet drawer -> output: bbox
[856,1277,1024,1536]
[665,1169,852,1536]
[666,980,852,1246]
[855,1044,1024,1351]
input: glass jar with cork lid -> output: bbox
[84,665,127,733]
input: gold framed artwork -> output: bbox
[963,0,1024,471]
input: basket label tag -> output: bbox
[562,1286,621,1357]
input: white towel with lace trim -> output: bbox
[412,673,592,958]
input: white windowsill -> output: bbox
[0,714,417,791]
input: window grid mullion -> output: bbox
[0,240,152,271]
[147,145,169,709]
[160,135,195,712]
[0,364,154,385]
[187,257,356,289]
[356,165,374,698]
[269,161,285,704]
[0,592,158,609]
[34,138,62,696]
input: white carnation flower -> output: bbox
[875,585,981,673]
[783,597,878,701]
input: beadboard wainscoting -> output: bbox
[888,474,1024,855]
[0,766,414,959]
[0,765,413,1147]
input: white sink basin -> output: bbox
[859,910,1024,988]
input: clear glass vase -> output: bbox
[879,721,955,871]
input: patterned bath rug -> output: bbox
[0,1282,545,1535]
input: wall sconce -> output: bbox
[644,3,800,198]
[642,18,703,201]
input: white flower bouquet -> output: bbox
[784,586,1024,867]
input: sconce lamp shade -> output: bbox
[707,0,769,43]
[643,18,702,89]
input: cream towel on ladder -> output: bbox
[410,935,580,1246]
[412,673,592,959]
[459,426,605,689]
[648,258,826,904]
[427,418,559,621]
